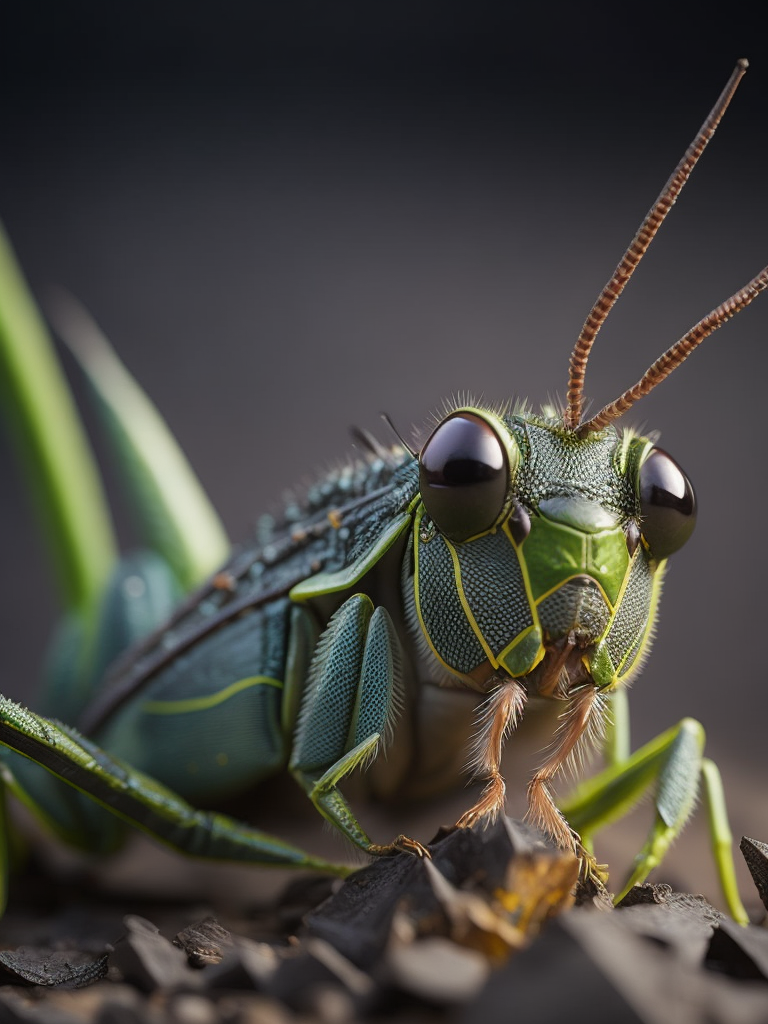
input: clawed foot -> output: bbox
[454,808,482,830]
[454,772,506,831]
[369,834,432,859]
[577,845,611,894]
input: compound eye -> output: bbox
[419,412,510,541]
[639,447,696,559]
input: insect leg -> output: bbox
[558,716,749,923]
[526,685,603,853]
[455,678,527,828]
[700,758,745,926]
[602,686,630,767]
[289,594,423,857]
[41,550,183,724]
[0,696,348,875]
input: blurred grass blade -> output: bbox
[48,289,230,590]
[0,222,117,614]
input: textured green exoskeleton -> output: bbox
[0,61,765,925]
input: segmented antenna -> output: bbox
[564,59,750,431]
[579,265,768,434]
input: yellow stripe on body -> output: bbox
[579,546,646,689]
[444,538,499,668]
[614,558,666,682]
[143,675,282,715]
[412,509,478,686]
[533,571,614,613]
[501,520,541,626]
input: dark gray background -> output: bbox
[1,5,767,904]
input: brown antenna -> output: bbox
[578,265,768,435]
[564,58,750,431]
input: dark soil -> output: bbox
[1,819,768,1024]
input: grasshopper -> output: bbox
[0,60,764,926]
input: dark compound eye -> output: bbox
[419,412,511,541]
[639,447,696,559]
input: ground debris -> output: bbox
[463,910,768,1024]
[618,881,675,907]
[1,819,768,1023]
[387,935,490,1005]
[304,815,576,970]
[110,915,202,992]
[0,946,108,988]
[173,918,233,968]
[707,918,768,981]
[616,881,725,965]
[741,836,768,912]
